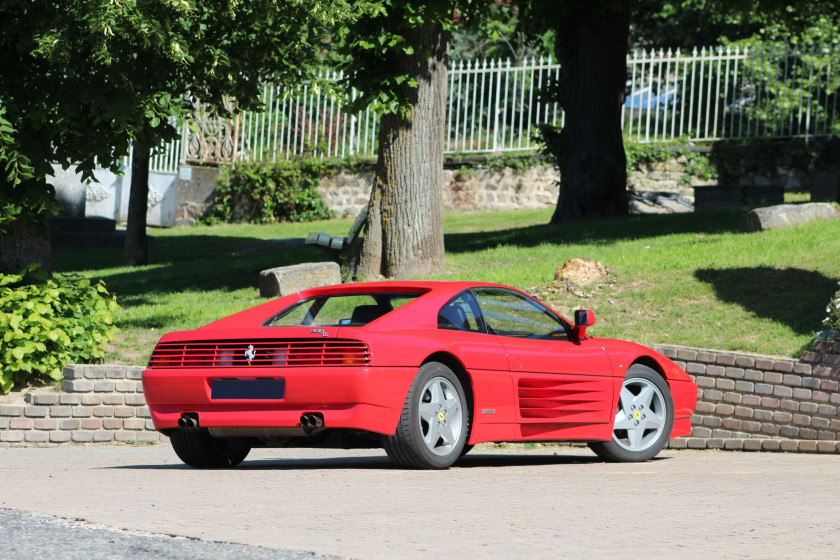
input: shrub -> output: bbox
[817,281,840,341]
[624,141,716,184]
[209,159,336,224]
[0,266,120,394]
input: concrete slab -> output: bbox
[0,444,838,558]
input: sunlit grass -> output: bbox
[436,207,838,357]
[54,203,840,364]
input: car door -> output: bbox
[437,291,516,442]
[471,288,615,440]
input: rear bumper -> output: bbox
[142,365,417,436]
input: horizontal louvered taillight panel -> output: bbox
[147,339,371,368]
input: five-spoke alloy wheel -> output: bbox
[589,364,674,462]
[383,362,469,469]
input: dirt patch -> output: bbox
[555,258,609,285]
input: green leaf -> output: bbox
[0,374,12,394]
[0,268,119,391]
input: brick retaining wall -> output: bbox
[655,341,840,453]
[1,342,839,451]
[0,365,162,447]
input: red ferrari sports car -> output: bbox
[142,281,697,469]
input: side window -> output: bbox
[438,292,483,332]
[267,295,385,326]
[266,292,423,327]
[269,298,320,326]
[473,288,567,339]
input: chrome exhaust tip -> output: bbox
[178,413,199,430]
[300,413,324,430]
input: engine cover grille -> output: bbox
[147,339,370,368]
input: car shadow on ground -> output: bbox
[105,451,669,471]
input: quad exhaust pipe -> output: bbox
[179,412,323,432]
[178,413,199,430]
[300,413,324,429]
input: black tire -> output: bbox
[383,362,470,469]
[170,431,251,469]
[588,364,674,462]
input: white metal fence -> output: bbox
[623,45,840,143]
[150,45,840,173]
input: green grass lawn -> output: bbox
[53,204,840,364]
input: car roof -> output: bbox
[193,281,532,333]
[294,280,510,299]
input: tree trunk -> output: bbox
[356,24,449,280]
[0,216,51,273]
[550,6,630,223]
[124,142,149,266]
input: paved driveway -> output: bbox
[1,444,838,559]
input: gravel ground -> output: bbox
[0,508,344,560]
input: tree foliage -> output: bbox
[450,2,554,63]
[0,0,360,256]
[340,1,504,114]
[632,1,840,50]
[342,1,461,115]
[0,108,58,238]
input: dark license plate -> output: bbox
[211,379,285,400]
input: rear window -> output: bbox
[265,293,419,327]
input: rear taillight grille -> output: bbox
[147,339,370,368]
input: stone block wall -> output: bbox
[628,156,715,194]
[317,165,562,217]
[1,343,838,452]
[169,142,840,225]
[0,365,163,448]
[441,166,560,213]
[653,342,840,453]
[317,163,698,217]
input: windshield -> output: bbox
[265,293,419,327]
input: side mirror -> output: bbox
[572,309,596,340]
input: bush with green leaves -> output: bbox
[0,267,120,394]
[817,281,840,341]
[209,159,339,224]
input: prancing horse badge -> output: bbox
[244,344,256,364]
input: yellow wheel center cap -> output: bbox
[438,411,445,421]
[633,410,642,420]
